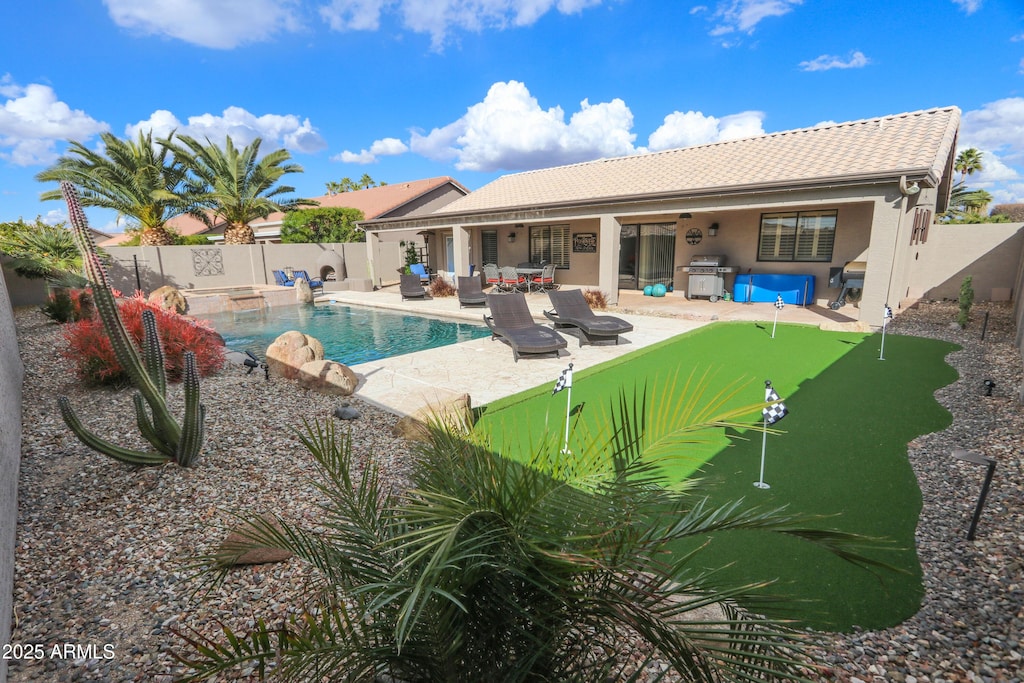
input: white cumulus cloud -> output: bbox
[951,0,981,14]
[958,98,1024,202]
[103,0,304,49]
[333,137,409,163]
[0,77,109,166]
[648,110,765,151]
[408,80,636,172]
[320,0,602,50]
[799,50,869,72]
[707,0,802,40]
[126,106,327,154]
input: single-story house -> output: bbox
[99,176,468,247]
[360,106,961,327]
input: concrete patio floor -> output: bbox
[315,284,863,416]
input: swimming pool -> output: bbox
[202,304,491,365]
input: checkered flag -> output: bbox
[883,304,893,320]
[553,363,573,395]
[774,294,785,310]
[762,380,788,425]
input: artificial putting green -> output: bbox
[473,322,959,631]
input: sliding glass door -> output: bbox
[619,222,675,289]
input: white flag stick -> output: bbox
[755,417,770,489]
[561,381,572,455]
[879,319,887,361]
[771,308,779,339]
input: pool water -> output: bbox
[202,304,491,365]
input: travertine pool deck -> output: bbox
[315,285,861,417]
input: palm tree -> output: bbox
[36,130,189,246]
[0,218,83,281]
[954,147,984,185]
[170,135,316,244]
[178,375,882,682]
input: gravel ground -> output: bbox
[7,301,1023,682]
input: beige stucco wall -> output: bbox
[0,265,24,683]
[904,223,1024,302]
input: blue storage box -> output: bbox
[733,273,815,305]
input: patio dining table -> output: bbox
[515,267,544,292]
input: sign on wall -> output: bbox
[573,232,597,253]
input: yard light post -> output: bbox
[983,379,995,396]
[952,449,997,541]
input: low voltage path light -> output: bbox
[983,379,996,396]
[952,449,997,541]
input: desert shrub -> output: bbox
[63,294,225,385]
[41,288,93,323]
[582,288,608,310]
[428,277,456,297]
[281,207,365,243]
[958,276,974,329]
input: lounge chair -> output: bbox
[543,289,634,346]
[399,273,427,300]
[457,276,488,308]
[484,292,567,362]
[273,270,295,287]
[409,263,431,284]
[291,269,324,294]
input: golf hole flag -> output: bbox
[762,380,788,425]
[553,363,574,454]
[756,380,788,489]
[774,294,785,310]
[553,363,573,394]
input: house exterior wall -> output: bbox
[0,265,24,683]
[391,185,468,217]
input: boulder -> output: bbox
[334,404,361,420]
[394,393,473,441]
[294,278,314,303]
[216,516,293,566]
[298,359,359,396]
[149,285,187,314]
[265,331,324,379]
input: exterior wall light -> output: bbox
[508,232,516,243]
[708,222,719,237]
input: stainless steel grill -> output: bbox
[682,255,737,302]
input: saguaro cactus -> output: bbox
[56,181,206,466]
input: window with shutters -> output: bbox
[529,225,570,268]
[757,210,836,262]
[481,230,498,266]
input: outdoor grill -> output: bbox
[827,260,867,310]
[683,255,737,302]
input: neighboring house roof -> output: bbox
[367,106,960,225]
[97,213,215,246]
[251,176,469,228]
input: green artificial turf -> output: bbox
[473,322,959,631]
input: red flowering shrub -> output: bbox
[62,294,226,386]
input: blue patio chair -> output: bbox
[273,270,295,287]
[409,263,431,284]
[291,269,324,294]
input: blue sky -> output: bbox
[2,0,1023,232]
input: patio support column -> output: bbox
[598,214,621,305]
[452,224,471,276]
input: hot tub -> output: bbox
[732,273,815,305]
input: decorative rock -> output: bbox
[216,516,293,566]
[334,404,361,420]
[294,278,314,303]
[298,359,359,396]
[148,285,187,314]
[265,331,324,379]
[393,393,473,441]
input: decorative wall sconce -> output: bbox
[708,222,720,237]
[678,212,691,221]
[508,232,516,243]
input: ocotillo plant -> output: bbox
[56,181,206,466]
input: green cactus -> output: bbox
[57,181,207,466]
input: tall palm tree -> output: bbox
[178,375,883,682]
[954,147,984,185]
[36,130,189,246]
[170,135,315,244]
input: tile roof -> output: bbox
[438,107,960,215]
[253,176,467,226]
